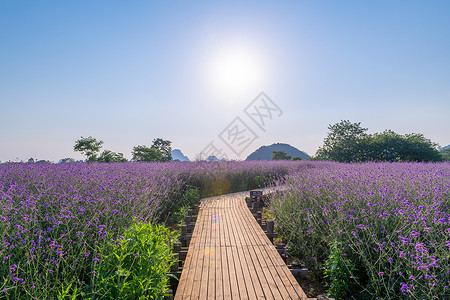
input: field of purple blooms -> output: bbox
[270,162,450,299]
[0,160,306,298]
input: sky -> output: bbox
[1,0,449,162]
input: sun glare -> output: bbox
[205,44,265,98]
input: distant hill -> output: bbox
[205,155,227,162]
[441,145,450,150]
[171,149,190,161]
[245,143,309,161]
[205,155,219,162]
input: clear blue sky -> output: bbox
[1,1,449,161]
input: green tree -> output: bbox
[440,148,450,161]
[97,150,128,162]
[368,130,406,161]
[151,138,172,161]
[272,150,292,160]
[401,133,441,162]
[315,121,442,162]
[132,145,163,162]
[315,120,369,162]
[73,136,103,162]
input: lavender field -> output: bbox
[2,161,449,299]
[0,161,303,298]
[270,162,450,299]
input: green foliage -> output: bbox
[255,175,264,187]
[167,188,200,224]
[151,138,172,162]
[180,188,200,208]
[440,148,450,161]
[272,150,292,160]
[57,283,79,300]
[315,120,441,162]
[132,138,172,162]
[97,150,128,162]
[91,222,178,299]
[74,136,104,161]
[315,120,369,162]
[323,241,358,300]
[132,146,163,162]
[400,133,441,162]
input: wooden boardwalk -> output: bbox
[175,191,308,300]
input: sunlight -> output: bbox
[205,43,265,99]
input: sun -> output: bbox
[205,43,265,98]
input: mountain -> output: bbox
[245,143,309,161]
[205,155,219,162]
[205,155,227,162]
[441,145,450,151]
[171,149,190,162]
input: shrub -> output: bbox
[323,241,358,299]
[91,221,178,299]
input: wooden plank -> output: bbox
[208,207,219,300]
[213,208,224,300]
[177,205,206,300]
[227,206,256,300]
[190,208,210,299]
[229,205,267,299]
[238,202,292,299]
[226,203,248,299]
[199,208,212,299]
[223,203,240,299]
[219,207,231,299]
[242,204,307,300]
[233,204,280,300]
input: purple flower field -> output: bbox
[3,160,447,298]
[270,162,450,299]
[0,160,304,298]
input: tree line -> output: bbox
[69,122,450,164]
[73,136,173,162]
[313,120,447,162]
[270,120,448,162]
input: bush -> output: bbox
[323,241,358,299]
[91,221,178,299]
[168,188,200,225]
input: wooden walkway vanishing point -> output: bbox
[175,191,308,300]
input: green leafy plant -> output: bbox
[57,283,79,300]
[167,188,199,224]
[255,175,264,187]
[91,221,179,299]
[323,241,358,300]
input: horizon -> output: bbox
[1,1,450,162]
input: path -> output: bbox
[174,190,308,300]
